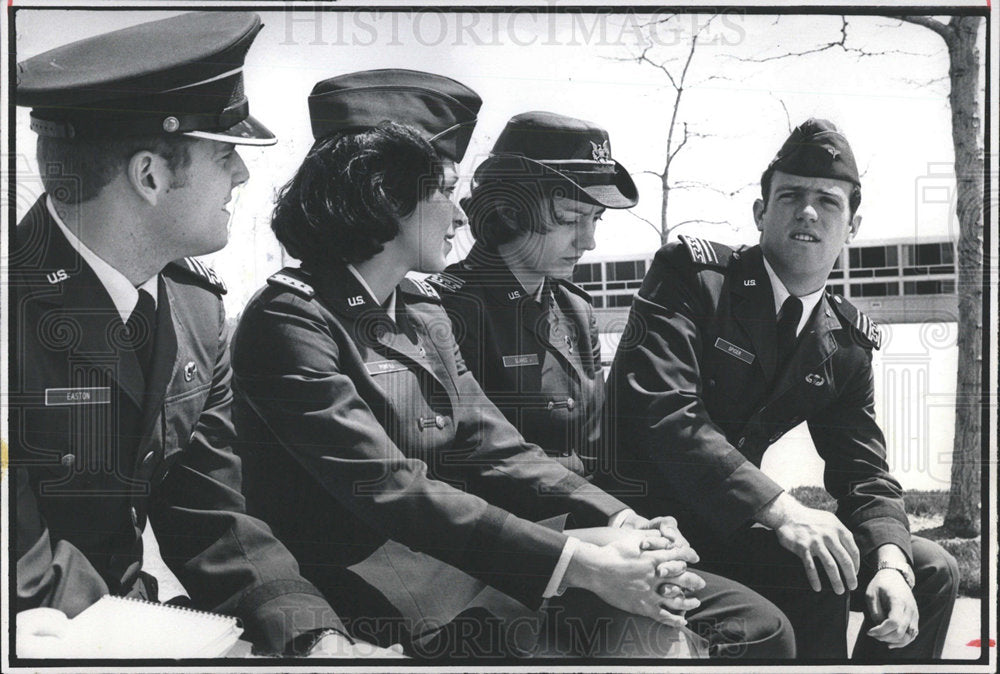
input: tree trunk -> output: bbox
[942,16,983,537]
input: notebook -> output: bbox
[19,595,243,658]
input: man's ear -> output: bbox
[846,213,862,244]
[752,199,766,232]
[126,151,163,206]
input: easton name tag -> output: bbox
[502,354,540,368]
[714,338,755,365]
[365,360,408,376]
[45,387,111,406]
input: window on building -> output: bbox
[591,295,604,308]
[902,242,956,276]
[607,294,635,308]
[827,284,845,296]
[850,282,900,297]
[573,262,603,284]
[607,260,646,282]
[848,245,899,278]
[904,279,956,295]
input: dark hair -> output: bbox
[271,122,444,266]
[37,134,196,204]
[760,167,862,217]
[465,177,574,249]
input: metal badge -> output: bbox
[45,387,111,406]
[805,373,825,386]
[714,338,755,365]
[184,362,198,382]
[502,354,540,368]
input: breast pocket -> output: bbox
[702,337,759,404]
[163,381,212,460]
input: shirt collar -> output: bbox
[761,255,824,337]
[346,263,396,322]
[47,196,158,323]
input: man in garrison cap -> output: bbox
[11,12,394,657]
[604,119,958,660]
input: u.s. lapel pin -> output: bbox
[184,361,198,381]
[805,373,824,386]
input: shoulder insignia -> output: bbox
[553,277,593,303]
[828,293,882,349]
[400,276,441,301]
[171,257,227,294]
[678,235,731,268]
[267,268,315,299]
[425,271,465,293]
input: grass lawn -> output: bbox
[789,486,981,598]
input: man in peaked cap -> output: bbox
[604,118,958,660]
[11,12,391,657]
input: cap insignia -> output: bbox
[590,140,612,163]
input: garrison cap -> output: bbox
[16,12,275,146]
[308,68,482,162]
[765,118,860,187]
[473,111,638,209]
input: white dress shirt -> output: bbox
[48,196,158,322]
[761,256,825,337]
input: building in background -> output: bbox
[581,235,958,365]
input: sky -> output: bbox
[12,8,977,314]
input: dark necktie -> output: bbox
[775,295,803,365]
[126,289,157,381]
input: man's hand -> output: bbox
[308,631,408,658]
[618,512,691,551]
[564,530,701,626]
[757,492,860,594]
[865,569,919,649]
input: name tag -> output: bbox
[714,338,755,365]
[365,360,408,375]
[45,387,111,406]
[502,354,540,368]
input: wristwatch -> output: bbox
[875,561,916,589]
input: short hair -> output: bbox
[37,134,196,204]
[271,122,444,266]
[760,166,862,218]
[465,177,572,249]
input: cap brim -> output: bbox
[474,154,637,209]
[183,115,276,146]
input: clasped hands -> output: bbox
[566,514,704,627]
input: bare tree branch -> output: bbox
[640,169,664,179]
[672,180,757,197]
[900,15,954,43]
[732,16,927,62]
[624,209,661,235]
[770,92,793,134]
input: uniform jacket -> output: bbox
[230,262,627,635]
[434,243,604,476]
[605,237,912,563]
[11,196,343,653]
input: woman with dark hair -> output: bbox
[229,70,730,659]
[433,111,637,477]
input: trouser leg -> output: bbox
[694,527,850,659]
[684,569,796,659]
[851,535,959,661]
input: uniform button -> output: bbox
[566,398,576,410]
[130,507,138,526]
[142,451,155,465]
[60,454,75,468]
[737,437,746,448]
[547,401,555,411]
[561,449,572,457]
[434,415,446,429]
[708,378,716,388]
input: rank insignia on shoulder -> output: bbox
[400,276,441,300]
[678,234,728,268]
[828,293,882,349]
[425,272,465,292]
[267,269,315,298]
[173,257,227,294]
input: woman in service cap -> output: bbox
[230,73,703,658]
[432,111,638,479]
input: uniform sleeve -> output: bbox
[15,467,110,618]
[446,335,628,527]
[807,353,912,564]
[147,300,346,654]
[231,294,569,610]
[607,247,784,536]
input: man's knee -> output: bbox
[913,537,959,597]
[713,603,796,659]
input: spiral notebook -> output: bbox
[48,595,242,658]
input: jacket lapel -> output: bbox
[729,247,778,385]
[767,294,841,403]
[31,206,146,409]
[135,275,178,450]
[549,284,589,381]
